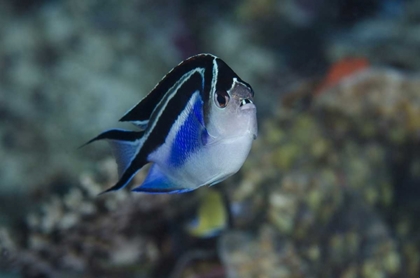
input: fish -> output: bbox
[186,188,228,238]
[85,53,257,194]
[314,57,370,95]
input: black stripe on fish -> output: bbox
[93,54,248,194]
[101,71,207,194]
[139,71,205,164]
[119,54,215,127]
[84,129,145,144]
[79,129,144,149]
[215,58,253,95]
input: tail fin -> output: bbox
[83,129,148,194]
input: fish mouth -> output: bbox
[240,98,255,110]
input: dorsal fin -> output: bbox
[119,54,217,126]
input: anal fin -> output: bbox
[132,163,191,194]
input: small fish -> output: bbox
[86,54,257,194]
[315,57,370,95]
[186,188,228,238]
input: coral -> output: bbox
[219,225,309,278]
[0,0,186,195]
[0,160,191,277]
[219,68,420,277]
[2,66,419,278]
[1,0,420,277]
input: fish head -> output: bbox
[206,77,257,140]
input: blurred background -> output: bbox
[0,0,419,277]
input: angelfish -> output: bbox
[86,54,257,194]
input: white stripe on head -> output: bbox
[210,57,218,100]
[229,77,239,92]
[232,77,252,92]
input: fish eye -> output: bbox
[215,90,230,108]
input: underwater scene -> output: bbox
[0,0,419,277]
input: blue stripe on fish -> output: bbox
[169,92,207,166]
[84,53,256,194]
[100,70,207,194]
[131,164,193,194]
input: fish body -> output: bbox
[86,54,257,194]
[315,57,369,95]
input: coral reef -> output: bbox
[0,0,188,195]
[2,67,419,278]
[220,68,420,278]
[1,0,420,277]
[1,160,167,277]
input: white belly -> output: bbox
[150,133,254,190]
